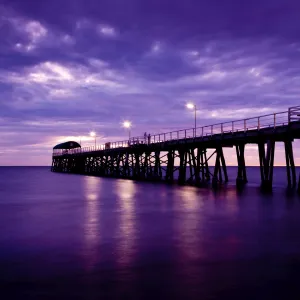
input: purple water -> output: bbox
[1,166,300,299]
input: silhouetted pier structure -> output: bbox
[51,106,300,190]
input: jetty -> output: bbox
[51,106,300,190]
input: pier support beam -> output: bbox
[203,149,211,181]
[153,151,162,180]
[124,152,130,177]
[140,152,147,179]
[284,140,296,189]
[165,150,175,183]
[134,152,140,179]
[212,146,228,188]
[236,143,248,186]
[178,150,187,185]
[258,140,275,191]
[75,157,85,174]
[191,149,200,185]
[196,148,210,184]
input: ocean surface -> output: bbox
[1,166,300,299]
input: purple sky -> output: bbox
[1,0,300,166]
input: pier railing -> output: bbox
[53,106,300,156]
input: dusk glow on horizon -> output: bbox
[1,0,300,166]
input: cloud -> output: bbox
[29,61,74,82]
[3,15,48,52]
[1,59,143,102]
[97,24,117,37]
[151,41,162,53]
[25,20,47,42]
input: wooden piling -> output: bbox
[236,143,247,185]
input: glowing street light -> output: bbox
[123,121,131,128]
[186,103,195,110]
[186,102,197,135]
[90,131,96,148]
[123,121,131,139]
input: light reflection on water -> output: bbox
[115,179,137,267]
[225,188,239,216]
[83,176,101,270]
[174,187,203,261]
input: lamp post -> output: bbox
[186,103,197,136]
[123,121,131,139]
[90,131,96,148]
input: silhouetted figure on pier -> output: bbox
[148,133,151,145]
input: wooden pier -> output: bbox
[51,106,300,190]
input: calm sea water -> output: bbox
[1,166,300,299]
